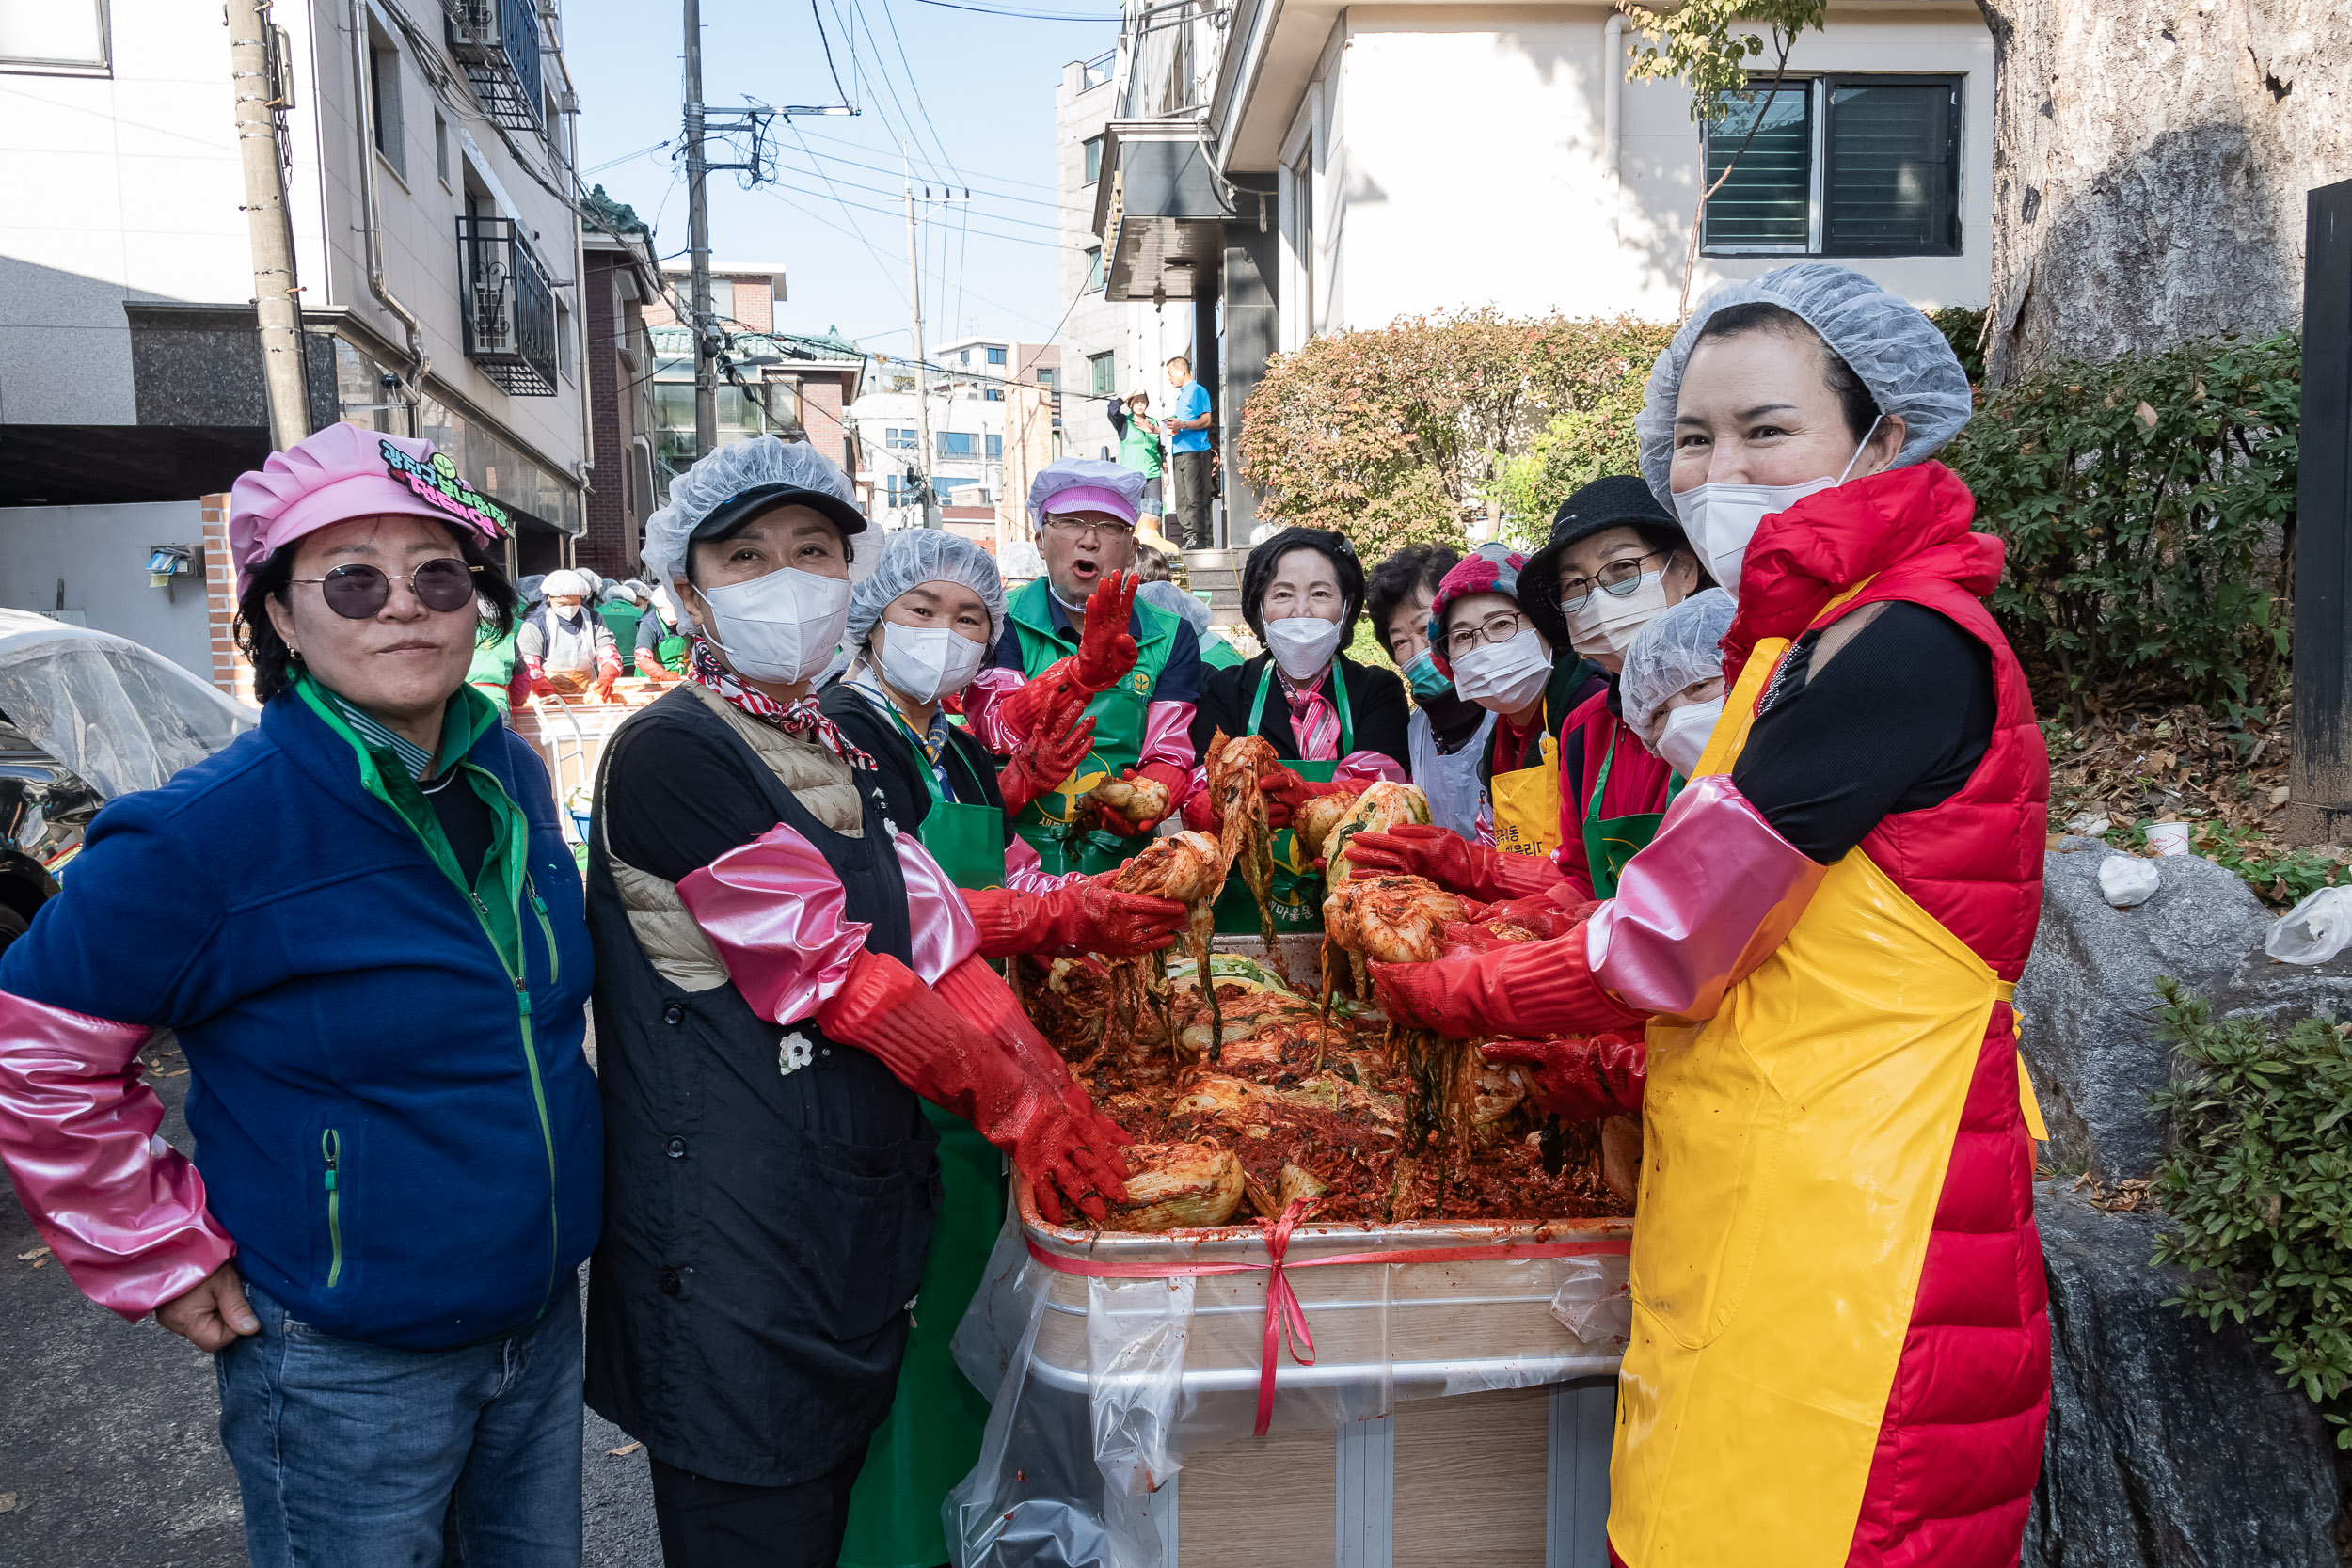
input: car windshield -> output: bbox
[0,641,252,801]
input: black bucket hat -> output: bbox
[1521,474,1690,651]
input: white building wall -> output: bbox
[0,502,214,677]
[1278,4,1993,341]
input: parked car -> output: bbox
[0,610,255,951]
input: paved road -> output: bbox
[0,1036,662,1566]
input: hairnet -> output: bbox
[540,568,593,599]
[1619,589,1735,747]
[844,528,1009,651]
[644,437,863,590]
[1136,579,1211,638]
[1634,263,1974,509]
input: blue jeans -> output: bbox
[216,1276,583,1568]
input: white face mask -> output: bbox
[1450,626,1552,713]
[876,622,989,705]
[694,566,851,684]
[1564,571,1671,660]
[1668,417,1883,598]
[1264,615,1346,682]
[1654,696,1724,778]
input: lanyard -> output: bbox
[1246,659,1355,759]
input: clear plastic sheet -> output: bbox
[946,1195,1629,1568]
[0,622,252,801]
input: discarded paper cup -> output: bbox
[2145,821,2193,858]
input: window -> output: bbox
[986,346,1007,366]
[1084,246,1105,293]
[987,434,1004,459]
[704,277,735,322]
[959,349,970,366]
[985,388,1004,402]
[1702,75,1963,258]
[434,111,450,184]
[937,431,977,458]
[1037,368,1057,391]
[369,40,405,178]
[1088,352,1115,397]
[1083,135,1103,183]
[885,426,917,450]
[0,0,109,71]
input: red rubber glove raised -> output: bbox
[1344,823,1568,902]
[962,873,1188,960]
[995,572,1140,740]
[999,705,1098,817]
[815,950,1131,1223]
[1480,1033,1646,1122]
[1370,926,1645,1041]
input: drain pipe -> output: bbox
[348,0,428,428]
[566,91,594,556]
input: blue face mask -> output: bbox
[1404,649,1454,702]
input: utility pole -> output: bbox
[902,146,938,527]
[683,0,717,456]
[228,0,308,450]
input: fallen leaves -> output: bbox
[17,1245,51,1269]
[606,1441,643,1458]
[2074,1172,2157,1213]
[0,1492,17,1514]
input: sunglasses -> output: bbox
[290,559,481,619]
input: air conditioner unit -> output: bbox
[445,0,500,63]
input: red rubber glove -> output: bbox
[1461,887,1600,942]
[998,704,1098,817]
[524,654,557,698]
[995,572,1140,740]
[1480,1033,1646,1122]
[815,949,1131,1223]
[1094,766,1183,838]
[593,671,618,703]
[1182,785,1218,832]
[1345,823,1568,901]
[962,873,1187,959]
[1369,927,1645,1041]
[1261,765,1358,831]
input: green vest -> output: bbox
[467,625,519,716]
[1005,578,1181,876]
[599,601,645,675]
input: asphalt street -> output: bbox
[0,1035,662,1567]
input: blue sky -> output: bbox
[561,0,1116,355]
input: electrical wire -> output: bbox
[786,120,909,307]
[793,121,1062,192]
[910,0,1117,17]
[809,0,851,104]
[754,180,1063,248]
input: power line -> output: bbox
[910,0,1118,18]
[785,119,908,307]
[808,0,850,103]
[754,178,1064,248]
[769,151,1065,230]
[769,137,1062,208]
[792,121,1062,193]
[872,0,961,180]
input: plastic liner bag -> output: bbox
[945,1200,1627,1568]
[2265,885,2352,965]
[1549,1252,1631,1351]
[2098,854,2160,910]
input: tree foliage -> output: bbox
[2151,980,2352,1445]
[1238,310,1674,560]
[1618,0,1828,122]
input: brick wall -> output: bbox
[579,252,638,579]
[797,371,857,477]
[644,271,776,332]
[199,494,256,703]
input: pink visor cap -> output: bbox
[229,423,512,596]
[1040,485,1141,527]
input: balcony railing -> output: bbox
[457,215,558,396]
[444,0,543,131]
[1117,0,1223,120]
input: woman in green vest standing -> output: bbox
[967,459,1205,876]
[820,528,1188,1568]
[598,579,651,676]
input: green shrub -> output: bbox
[2150,979,2352,1444]
[1928,305,1988,388]
[1238,311,1674,562]
[1945,332,2299,712]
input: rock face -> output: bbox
[2026,1182,2344,1568]
[2014,840,2352,1180]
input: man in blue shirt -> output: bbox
[1165,355,1215,550]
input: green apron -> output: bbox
[1212,661,1352,934]
[1005,579,1180,878]
[840,717,1010,1568]
[599,601,645,675]
[1578,721,1683,899]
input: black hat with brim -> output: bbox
[689,482,869,547]
[1521,473,1689,651]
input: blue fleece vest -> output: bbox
[0,692,601,1350]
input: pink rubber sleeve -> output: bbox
[1139,701,1198,775]
[1583,773,1829,1022]
[889,831,983,984]
[675,823,875,1023]
[964,668,1025,752]
[1334,749,1408,786]
[0,990,235,1320]
[1001,836,1085,895]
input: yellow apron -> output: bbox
[1489,702,1563,860]
[1609,633,2043,1568]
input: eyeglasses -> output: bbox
[1043,516,1135,543]
[1557,550,1669,613]
[1443,609,1529,659]
[290,559,480,619]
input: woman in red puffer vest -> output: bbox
[1362,263,2050,1568]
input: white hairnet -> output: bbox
[1634,263,1973,509]
[845,528,1008,650]
[541,568,594,599]
[1619,589,1736,747]
[1026,457,1145,525]
[644,436,861,590]
[1136,579,1211,638]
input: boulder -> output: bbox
[2015,840,2352,1180]
[2026,1181,2344,1568]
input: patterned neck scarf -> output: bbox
[689,637,874,771]
[1280,668,1341,762]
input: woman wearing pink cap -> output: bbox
[0,422,603,1567]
